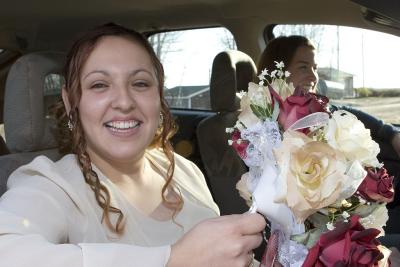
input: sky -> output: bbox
[156,25,400,90]
[158,28,236,89]
[310,26,400,89]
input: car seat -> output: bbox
[0,51,65,196]
[197,50,257,215]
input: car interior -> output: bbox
[0,0,399,247]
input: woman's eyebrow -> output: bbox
[129,68,153,77]
[82,68,154,81]
[83,70,110,80]
[295,60,310,65]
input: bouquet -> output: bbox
[228,62,394,266]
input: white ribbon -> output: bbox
[288,112,329,131]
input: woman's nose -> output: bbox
[111,85,135,111]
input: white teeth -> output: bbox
[105,120,139,130]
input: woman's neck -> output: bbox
[86,149,147,185]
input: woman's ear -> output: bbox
[61,86,71,114]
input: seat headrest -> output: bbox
[210,50,256,112]
[4,51,65,153]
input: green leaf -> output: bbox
[250,103,272,120]
[353,202,382,217]
[291,228,323,249]
[308,212,330,229]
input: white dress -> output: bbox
[0,148,219,266]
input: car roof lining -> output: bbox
[0,0,399,52]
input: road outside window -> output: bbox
[0,124,4,140]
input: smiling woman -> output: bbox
[0,23,265,267]
[70,36,162,167]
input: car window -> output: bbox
[148,27,237,110]
[43,74,64,117]
[273,25,400,125]
[0,124,4,140]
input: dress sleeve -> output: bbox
[332,105,400,142]
[0,172,170,266]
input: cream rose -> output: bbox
[274,131,349,222]
[324,110,380,167]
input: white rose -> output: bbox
[358,204,389,237]
[324,110,380,167]
[247,82,271,108]
[270,79,295,101]
[238,82,271,127]
[238,94,260,127]
[236,173,252,207]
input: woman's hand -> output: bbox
[167,213,266,267]
[392,132,400,158]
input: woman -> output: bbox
[258,35,400,158]
[0,23,265,266]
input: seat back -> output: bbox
[0,51,65,196]
[197,50,256,215]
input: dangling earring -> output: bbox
[158,112,164,128]
[67,112,74,131]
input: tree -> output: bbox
[148,31,182,62]
[273,24,325,51]
[219,28,237,50]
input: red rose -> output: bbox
[358,167,394,203]
[303,216,383,267]
[276,87,329,131]
[231,129,248,159]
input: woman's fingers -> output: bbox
[237,213,267,235]
[240,232,264,252]
[167,213,266,267]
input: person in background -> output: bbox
[0,23,265,267]
[257,35,400,159]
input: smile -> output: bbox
[104,120,141,131]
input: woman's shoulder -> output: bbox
[147,148,219,214]
[146,148,200,175]
[9,154,80,182]
[7,154,85,203]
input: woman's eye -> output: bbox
[132,81,150,89]
[90,82,108,89]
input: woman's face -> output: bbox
[287,46,318,93]
[77,36,161,164]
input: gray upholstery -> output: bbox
[197,50,257,215]
[210,50,256,112]
[0,51,65,196]
[4,52,65,152]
